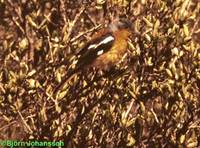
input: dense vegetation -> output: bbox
[0,0,199,147]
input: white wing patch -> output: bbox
[97,50,104,56]
[100,36,114,44]
[88,36,114,50]
[88,44,97,49]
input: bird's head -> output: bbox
[109,18,132,32]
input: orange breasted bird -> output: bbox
[54,18,132,94]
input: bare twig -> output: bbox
[0,120,17,131]
[63,7,85,44]
[124,99,135,119]
[70,24,101,43]
[84,10,97,26]
[18,110,33,134]
[6,0,23,22]
[191,17,200,35]
[11,17,25,34]
[60,0,67,23]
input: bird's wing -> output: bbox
[53,31,115,95]
[76,32,115,69]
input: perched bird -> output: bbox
[54,18,132,94]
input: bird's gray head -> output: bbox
[109,18,132,32]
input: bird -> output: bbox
[54,18,132,95]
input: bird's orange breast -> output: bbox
[88,29,130,70]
